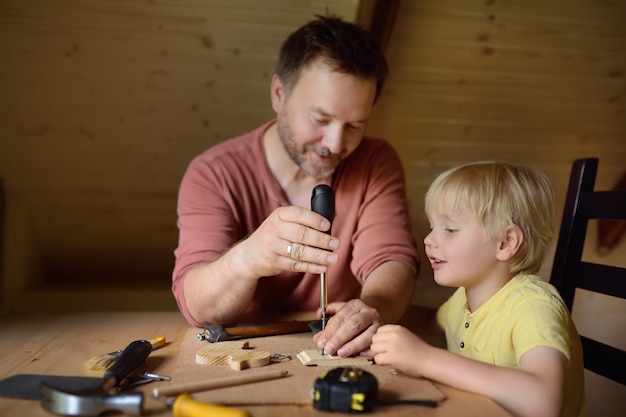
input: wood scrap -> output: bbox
[196,340,271,371]
[297,349,373,367]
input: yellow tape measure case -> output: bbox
[312,367,378,413]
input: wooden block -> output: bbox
[196,341,271,371]
[296,349,373,367]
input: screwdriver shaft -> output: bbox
[320,271,328,355]
[320,271,327,329]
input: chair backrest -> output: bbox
[0,178,3,312]
[550,157,626,385]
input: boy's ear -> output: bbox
[497,225,523,261]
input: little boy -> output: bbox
[371,161,585,417]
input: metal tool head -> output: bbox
[201,322,230,342]
[39,339,152,416]
[40,382,143,416]
[308,319,325,335]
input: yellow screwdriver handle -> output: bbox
[173,394,250,417]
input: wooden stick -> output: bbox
[152,369,288,397]
[296,349,372,367]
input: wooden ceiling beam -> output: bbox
[357,0,400,50]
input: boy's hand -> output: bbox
[371,324,429,377]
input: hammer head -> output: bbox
[39,339,152,416]
[201,322,231,342]
[41,383,143,416]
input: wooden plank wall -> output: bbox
[0,2,624,302]
[0,0,359,311]
[367,0,626,303]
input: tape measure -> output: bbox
[312,367,378,413]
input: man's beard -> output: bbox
[276,115,341,180]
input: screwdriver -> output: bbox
[154,393,249,417]
[311,184,335,345]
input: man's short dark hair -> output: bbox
[276,15,388,102]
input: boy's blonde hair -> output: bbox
[425,161,556,275]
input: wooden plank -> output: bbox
[196,341,271,371]
[296,349,373,367]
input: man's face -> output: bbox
[272,59,377,179]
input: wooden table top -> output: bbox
[0,311,511,417]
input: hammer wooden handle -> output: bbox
[152,369,288,397]
[200,320,314,342]
[225,321,312,338]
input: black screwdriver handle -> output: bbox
[311,184,334,234]
[104,339,153,388]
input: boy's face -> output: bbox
[270,58,376,179]
[424,199,502,291]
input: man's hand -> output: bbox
[183,205,339,325]
[236,206,339,279]
[313,299,384,357]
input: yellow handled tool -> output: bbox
[84,336,167,371]
[161,393,249,417]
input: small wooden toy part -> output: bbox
[297,349,373,367]
[196,340,271,371]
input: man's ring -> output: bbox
[287,242,293,257]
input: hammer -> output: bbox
[197,320,320,343]
[40,339,152,416]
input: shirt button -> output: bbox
[464,322,469,328]
[460,342,465,349]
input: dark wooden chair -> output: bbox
[550,157,626,385]
[0,179,4,312]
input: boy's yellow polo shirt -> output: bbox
[437,273,585,417]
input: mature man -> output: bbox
[173,15,419,357]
